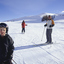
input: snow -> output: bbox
[4,14,64,64]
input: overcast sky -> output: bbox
[0,0,64,21]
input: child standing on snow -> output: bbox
[44,15,55,44]
[0,23,14,64]
[21,20,27,33]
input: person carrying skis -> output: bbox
[44,15,55,44]
[0,23,14,64]
[21,20,27,33]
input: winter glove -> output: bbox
[4,57,12,62]
[26,24,27,26]
[49,24,54,27]
[3,59,12,64]
[44,24,47,27]
[6,54,13,62]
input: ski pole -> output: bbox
[41,27,45,41]
[12,59,17,64]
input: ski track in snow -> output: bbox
[5,20,64,64]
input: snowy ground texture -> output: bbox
[5,19,64,64]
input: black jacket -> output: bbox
[0,34,14,63]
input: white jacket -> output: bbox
[46,20,55,29]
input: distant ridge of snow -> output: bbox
[54,14,64,20]
[39,13,55,18]
[6,13,64,23]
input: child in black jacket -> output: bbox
[0,23,14,64]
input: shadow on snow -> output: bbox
[14,43,48,51]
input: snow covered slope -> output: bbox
[4,16,64,64]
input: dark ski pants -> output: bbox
[46,29,52,43]
[22,28,25,33]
